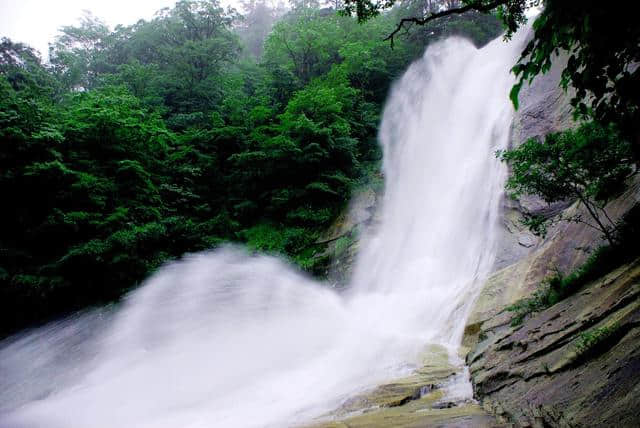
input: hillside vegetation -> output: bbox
[0,0,501,335]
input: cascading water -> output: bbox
[0,31,526,428]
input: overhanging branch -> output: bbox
[384,0,508,47]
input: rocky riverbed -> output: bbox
[305,345,505,428]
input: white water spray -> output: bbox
[0,33,525,428]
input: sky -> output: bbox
[0,0,238,59]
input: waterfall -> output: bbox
[0,32,524,428]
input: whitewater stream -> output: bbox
[1,31,526,428]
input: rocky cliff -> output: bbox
[468,258,640,427]
[463,55,640,426]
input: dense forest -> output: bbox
[0,0,502,335]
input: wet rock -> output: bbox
[432,401,457,409]
[306,345,507,428]
[510,52,575,148]
[467,178,640,347]
[491,53,575,273]
[309,403,503,428]
[467,259,640,427]
[517,235,535,248]
[316,183,382,286]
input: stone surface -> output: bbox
[467,178,640,347]
[509,53,575,148]
[467,259,640,427]
[320,187,379,244]
[317,183,382,286]
[310,401,500,428]
[492,52,576,274]
[305,345,505,428]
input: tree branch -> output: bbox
[570,216,601,233]
[384,0,508,47]
[597,204,618,230]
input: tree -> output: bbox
[497,122,633,246]
[264,8,349,85]
[49,12,113,90]
[148,0,242,119]
[236,0,281,58]
[0,38,60,97]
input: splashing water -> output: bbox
[0,33,526,428]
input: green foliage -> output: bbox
[511,1,640,153]
[341,0,534,33]
[386,1,503,49]
[241,223,316,254]
[498,122,633,245]
[574,323,622,358]
[333,232,357,259]
[0,76,174,334]
[507,247,618,327]
[500,122,632,203]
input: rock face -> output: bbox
[491,52,575,273]
[466,52,634,339]
[510,53,575,149]
[317,182,382,286]
[467,259,640,427]
[311,401,499,428]
[463,52,640,427]
[466,178,640,348]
